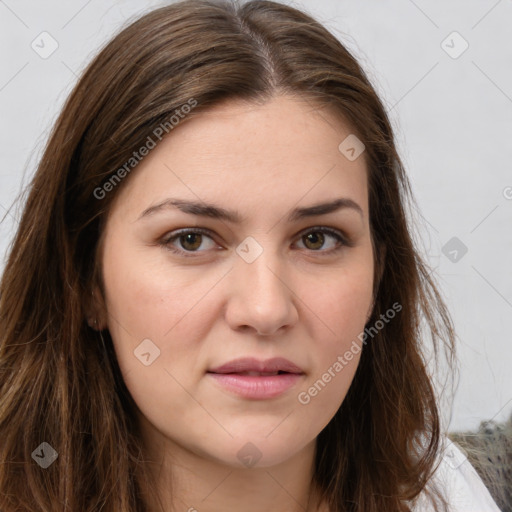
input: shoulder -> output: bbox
[412,436,503,512]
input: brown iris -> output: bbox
[303,231,325,250]
[180,233,203,251]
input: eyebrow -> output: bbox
[137,197,363,223]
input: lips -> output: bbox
[207,357,304,375]
[207,357,304,399]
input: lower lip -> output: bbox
[207,372,303,399]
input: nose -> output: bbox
[225,245,299,336]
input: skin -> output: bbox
[93,93,375,512]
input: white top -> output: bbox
[412,437,502,511]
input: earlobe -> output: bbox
[87,316,99,329]
[85,286,108,331]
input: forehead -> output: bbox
[168,94,363,164]
[108,94,369,222]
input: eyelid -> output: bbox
[160,225,353,257]
[300,225,353,246]
[160,227,220,254]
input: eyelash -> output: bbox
[160,226,352,258]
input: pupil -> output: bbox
[182,233,201,250]
[305,232,324,250]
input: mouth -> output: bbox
[207,356,304,375]
[206,357,305,399]
[208,370,295,376]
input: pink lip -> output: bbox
[208,357,304,374]
[207,357,305,400]
[207,373,303,399]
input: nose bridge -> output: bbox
[235,235,287,301]
[227,235,297,334]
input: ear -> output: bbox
[85,283,108,331]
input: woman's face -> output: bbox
[98,94,374,468]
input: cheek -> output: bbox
[312,260,374,344]
[101,238,228,381]
[100,247,217,430]
[101,234,199,336]
[299,261,373,407]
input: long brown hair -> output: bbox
[0,0,456,510]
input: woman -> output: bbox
[0,0,502,510]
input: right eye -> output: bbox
[160,228,221,257]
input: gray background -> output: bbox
[0,0,511,432]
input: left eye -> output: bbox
[161,227,348,257]
[295,228,346,252]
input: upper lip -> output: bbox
[208,357,304,374]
